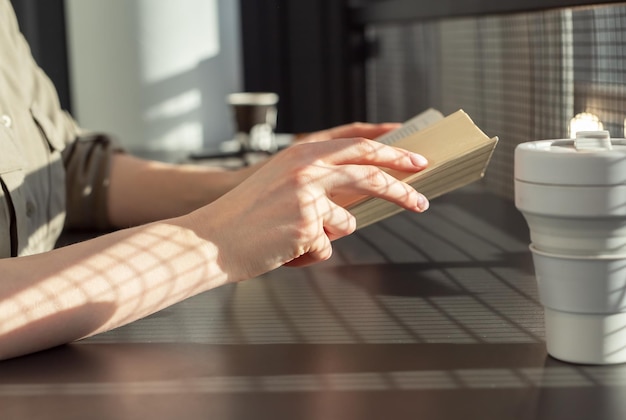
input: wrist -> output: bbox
[183,199,261,284]
[171,212,234,287]
[175,165,239,212]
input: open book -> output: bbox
[337,109,498,229]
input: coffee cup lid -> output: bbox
[515,131,626,185]
[227,92,279,106]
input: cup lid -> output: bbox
[515,131,626,185]
[227,92,279,106]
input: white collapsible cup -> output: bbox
[515,132,626,256]
[515,131,626,364]
[530,246,626,364]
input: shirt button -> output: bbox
[1,114,11,128]
[26,201,36,218]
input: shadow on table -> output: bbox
[0,341,548,382]
[3,342,626,420]
[329,252,533,298]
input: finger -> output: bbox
[284,229,332,268]
[322,200,357,241]
[326,122,402,140]
[301,191,356,242]
[284,200,355,268]
[299,123,401,144]
[312,137,428,171]
[328,164,429,212]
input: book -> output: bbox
[336,108,498,229]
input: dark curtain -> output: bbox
[239,0,365,133]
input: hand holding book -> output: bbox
[336,109,499,229]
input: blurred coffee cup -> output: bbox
[227,92,279,153]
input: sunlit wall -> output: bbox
[65,0,242,152]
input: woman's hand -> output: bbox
[296,122,402,144]
[190,137,428,282]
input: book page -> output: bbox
[375,108,444,145]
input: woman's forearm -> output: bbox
[0,216,225,360]
[106,154,244,227]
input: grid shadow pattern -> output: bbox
[365,3,626,200]
[85,188,543,346]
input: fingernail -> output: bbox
[416,193,429,211]
[410,153,428,167]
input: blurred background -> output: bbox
[10,0,626,198]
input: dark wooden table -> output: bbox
[2,185,626,420]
